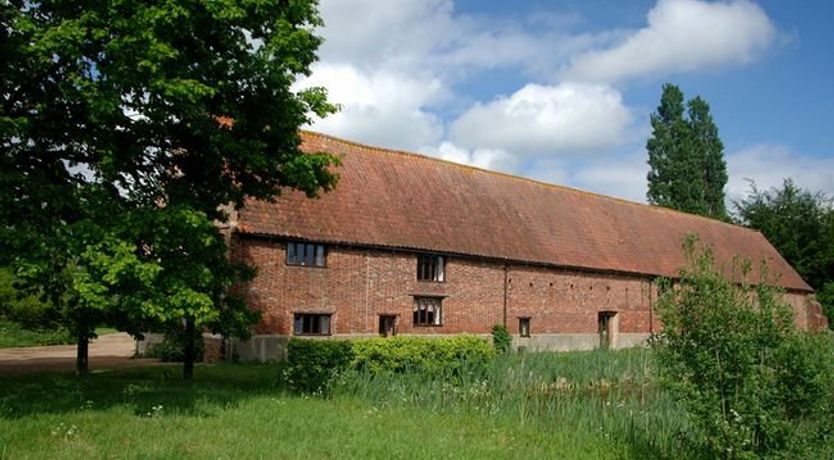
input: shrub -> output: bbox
[143,327,204,362]
[653,238,834,458]
[491,324,512,353]
[285,338,355,394]
[285,335,494,393]
[351,335,494,377]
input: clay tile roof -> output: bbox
[237,131,812,292]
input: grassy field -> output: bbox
[1,347,831,459]
[0,320,119,348]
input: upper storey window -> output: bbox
[417,254,445,282]
[287,242,326,267]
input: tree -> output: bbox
[688,97,728,219]
[734,179,834,328]
[646,84,728,220]
[653,237,834,457]
[2,0,340,377]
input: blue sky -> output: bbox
[301,0,833,205]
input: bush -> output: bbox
[491,324,511,353]
[285,338,355,394]
[653,238,834,458]
[285,335,494,394]
[143,327,204,362]
[352,335,494,376]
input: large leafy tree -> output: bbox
[734,180,834,328]
[646,84,728,220]
[1,0,339,377]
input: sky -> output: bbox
[298,0,834,205]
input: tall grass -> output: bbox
[334,348,690,459]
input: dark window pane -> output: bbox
[287,243,297,264]
[304,244,314,266]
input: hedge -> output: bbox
[285,335,494,393]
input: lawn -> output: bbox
[2,346,831,459]
[0,363,618,459]
[0,320,119,349]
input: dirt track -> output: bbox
[0,333,168,376]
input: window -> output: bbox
[287,242,326,267]
[413,297,442,326]
[293,313,331,335]
[519,317,531,337]
[417,254,445,282]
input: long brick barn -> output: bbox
[224,131,828,361]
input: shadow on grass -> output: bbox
[0,362,287,419]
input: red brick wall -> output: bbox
[233,235,825,336]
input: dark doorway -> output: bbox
[598,312,616,350]
[379,315,397,337]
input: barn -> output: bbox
[224,131,827,361]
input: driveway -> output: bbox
[0,333,166,376]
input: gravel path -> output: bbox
[0,333,168,375]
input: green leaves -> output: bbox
[646,84,729,221]
[652,238,834,457]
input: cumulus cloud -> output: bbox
[427,141,515,171]
[726,144,834,200]
[562,0,776,82]
[450,83,634,155]
[301,63,445,151]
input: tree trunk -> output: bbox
[183,318,196,380]
[76,333,89,374]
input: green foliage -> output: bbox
[143,325,205,363]
[491,324,512,353]
[652,238,834,458]
[351,335,495,376]
[0,267,56,329]
[818,283,834,331]
[734,179,834,328]
[0,318,73,348]
[2,0,340,375]
[285,338,355,394]
[285,336,495,394]
[647,84,728,220]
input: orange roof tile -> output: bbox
[237,131,812,292]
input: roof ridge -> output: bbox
[300,129,755,234]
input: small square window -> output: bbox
[293,313,331,335]
[519,317,531,337]
[413,297,442,326]
[417,254,445,282]
[286,242,326,267]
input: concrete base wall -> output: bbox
[229,332,650,362]
[514,332,649,352]
[228,335,290,362]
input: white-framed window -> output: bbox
[417,254,445,282]
[287,242,326,267]
[293,313,331,335]
[413,296,442,326]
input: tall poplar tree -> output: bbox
[646,84,728,220]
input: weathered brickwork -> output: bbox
[233,234,825,350]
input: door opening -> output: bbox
[378,315,397,337]
[598,311,617,350]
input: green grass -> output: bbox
[0,364,617,459]
[0,320,122,349]
[2,345,831,459]
[0,319,73,348]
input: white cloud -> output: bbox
[562,0,776,82]
[450,83,634,155]
[571,151,649,203]
[300,63,446,152]
[727,144,834,200]
[427,141,515,171]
